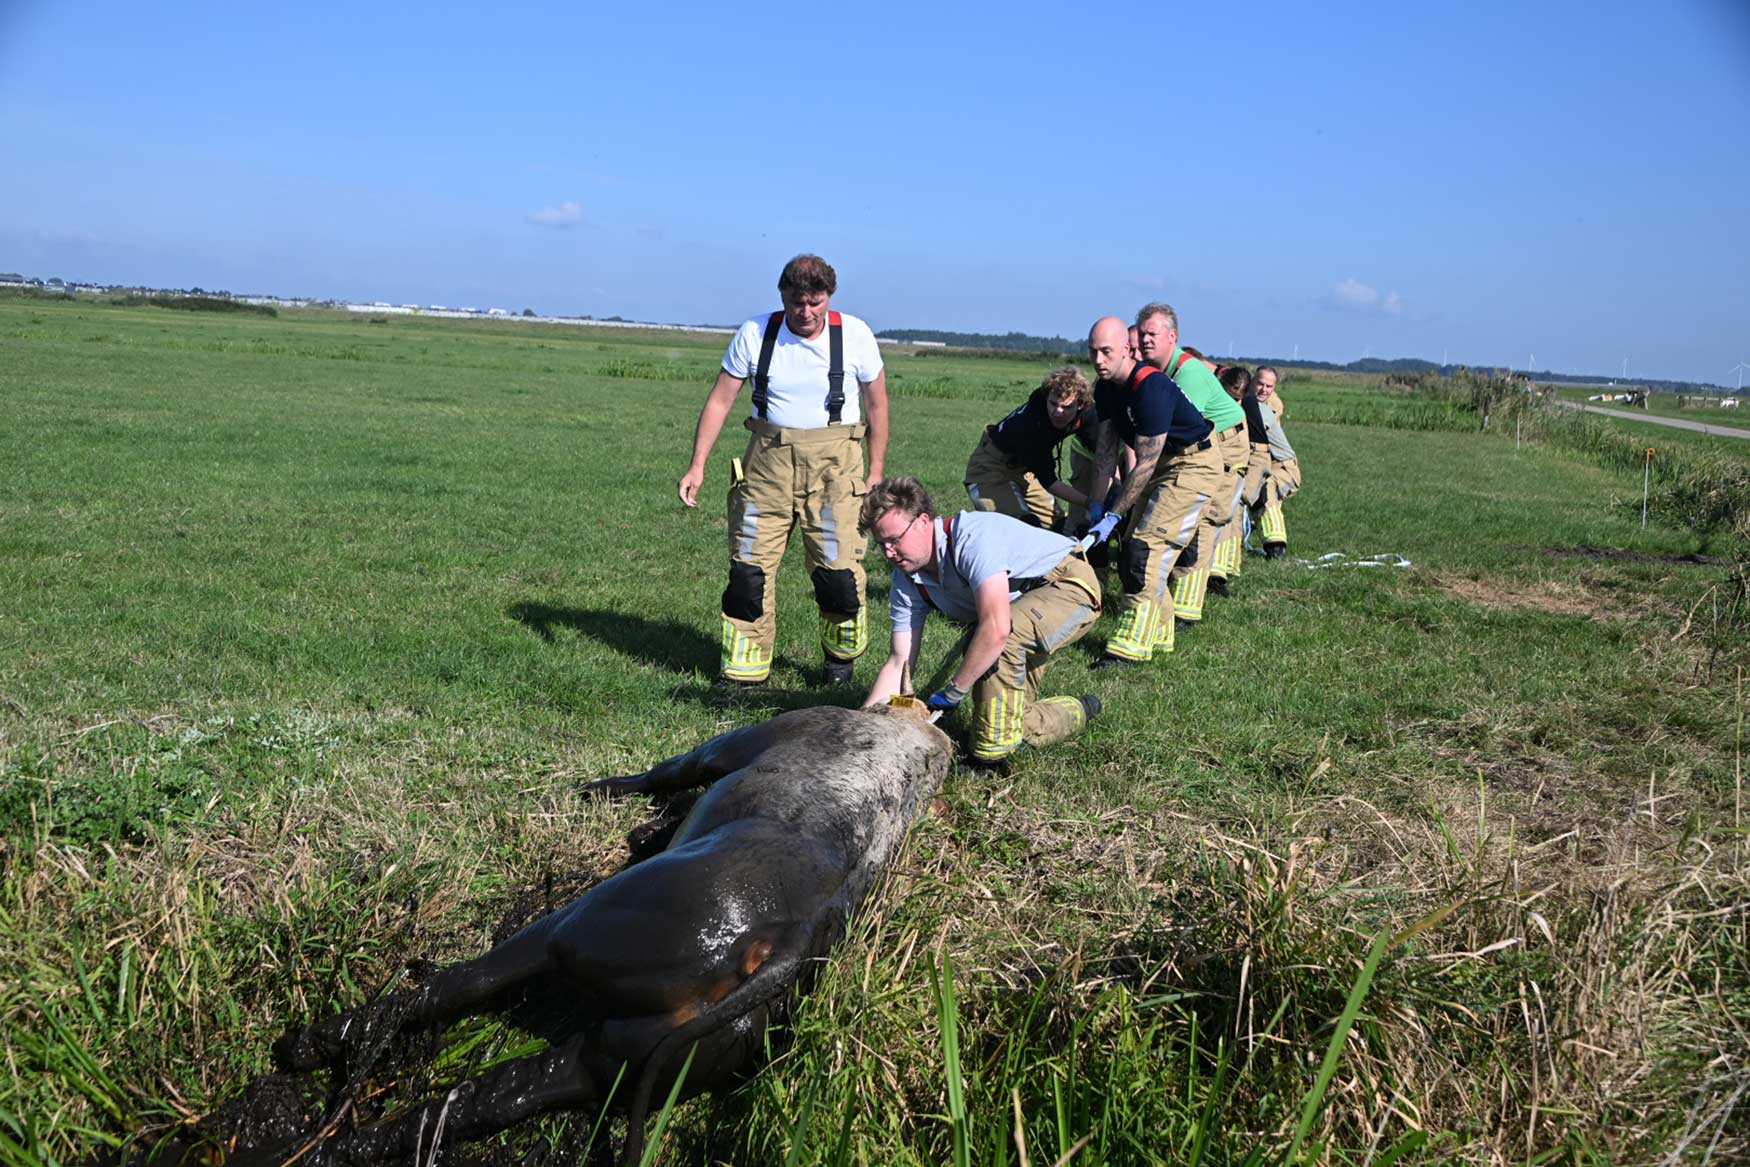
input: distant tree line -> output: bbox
[879,329,1082,354]
[878,331,1726,395]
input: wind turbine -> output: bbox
[1293,342,1299,361]
[1732,361,1749,391]
[1621,357,1629,380]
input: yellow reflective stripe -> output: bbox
[1108,603,1156,660]
[720,618,771,679]
[819,608,868,657]
[974,690,1025,759]
[1173,568,1206,620]
[1153,604,1177,652]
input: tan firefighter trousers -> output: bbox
[970,553,1102,760]
[720,418,868,681]
[964,429,1060,530]
[1173,421,1250,620]
[1104,441,1227,662]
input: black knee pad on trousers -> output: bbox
[1179,530,1201,569]
[811,566,861,613]
[723,561,766,621]
[1119,540,1150,595]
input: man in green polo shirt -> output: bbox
[1136,303,1248,640]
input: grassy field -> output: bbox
[2,296,1746,1165]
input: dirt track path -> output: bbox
[1555,399,1750,440]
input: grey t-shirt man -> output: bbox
[890,510,1078,633]
[1255,404,1297,463]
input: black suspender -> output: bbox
[750,310,847,423]
[750,310,784,420]
[825,316,846,424]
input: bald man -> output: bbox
[1084,317,1228,667]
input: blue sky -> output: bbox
[2,0,1746,383]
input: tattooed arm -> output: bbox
[1111,432,1165,517]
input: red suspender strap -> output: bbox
[750,310,784,419]
[915,515,954,612]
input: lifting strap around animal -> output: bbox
[751,310,847,422]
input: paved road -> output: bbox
[1555,400,1750,440]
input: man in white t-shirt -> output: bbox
[679,254,889,688]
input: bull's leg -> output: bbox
[319,1035,614,1164]
[582,716,790,798]
[278,925,558,1072]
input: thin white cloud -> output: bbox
[527,201,584,228]
[1324,277,1404,316]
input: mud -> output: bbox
[1539,545,1722,567]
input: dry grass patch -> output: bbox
[1441,573,1632,621]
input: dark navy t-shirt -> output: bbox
[1242,393,1270,444]
[1094,364,1212,447]
[987,388,1091,487]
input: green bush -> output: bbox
[139,295,276,317]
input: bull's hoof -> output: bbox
[273,1026,326,1073]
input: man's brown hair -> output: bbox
[860,476,935,533]
[1040,366,1093,409]
[778,254,837,297]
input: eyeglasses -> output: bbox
[873,513,923,551]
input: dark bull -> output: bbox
[271,703,951,1165]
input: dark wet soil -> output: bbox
[1540,545,1722,566]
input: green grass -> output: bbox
[1,300,1746,1165]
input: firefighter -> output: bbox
[1084,316,1226,667]
[963,367,1096,530]
[1248,366,1300,557]
[861,477,1103,765]
[1258,365,1286,418]
[678,255,888,688]
[1208,364,1254,588]
[1135,304,1248,633]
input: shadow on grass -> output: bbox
[509,601,718,675]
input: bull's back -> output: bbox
[672,709,950,860]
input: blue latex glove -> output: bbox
[1089,512,1123,544]
[1088,502,1107,525]
[925,687,966,712]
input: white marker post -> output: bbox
[1642,447,1654,528]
